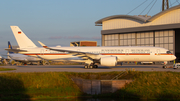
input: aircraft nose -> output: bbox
[172,55,176,60]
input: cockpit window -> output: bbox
[166,51,172,54]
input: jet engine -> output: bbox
[100,56,117,66]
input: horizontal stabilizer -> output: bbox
[5,48,27,53]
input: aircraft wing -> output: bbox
[38,41,99,60]
[46,47,98,60]
[4,48,27,53]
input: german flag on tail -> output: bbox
[18,31,21,34]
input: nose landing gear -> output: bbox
[162,61,167,69]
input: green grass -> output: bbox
[0,67,16,71]
[0,71,180,100]
[96,71,180,100]
[0,72,82,99]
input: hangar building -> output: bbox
[95,5,180,60]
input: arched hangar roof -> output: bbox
[95,15,148,26]
[148,4,180,21]
[95,4,180,26]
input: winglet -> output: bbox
[38,41,48,48]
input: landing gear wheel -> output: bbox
[94,65,98,68]
[84,65,88,69]
[30,62,33,65]
[89,65,93,69]
[163,65,167,69]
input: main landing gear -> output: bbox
[84,64,98,69]
[162,65,167,69]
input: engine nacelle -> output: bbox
[100,56,117,66]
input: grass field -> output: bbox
[0,67,16,71]
[95,71,180,100]
[0,71,180,100]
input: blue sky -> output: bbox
[0,0,179,54]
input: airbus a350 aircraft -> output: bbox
[7,26,176,68]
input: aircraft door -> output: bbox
[40,49,44,56]
[125,49,129,55]
[155,49,161,61]
[156,49,160,56]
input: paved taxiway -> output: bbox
[0,65,180,73]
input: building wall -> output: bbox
[102,9,180,30]
[103,30,175,53]
[100,7,180,60]
[80,41,97,46]
[136,32,154,46]
[70,41,97,46]
[154,30,174,53]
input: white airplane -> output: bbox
[5,41,42,65]
[7,26,176,68]
[0,56,2,64]
[0,55,3,64]
[0,55,11,65]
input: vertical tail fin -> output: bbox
[10,26,37,49]
[8,41,14,54]
[8,41,12,49]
